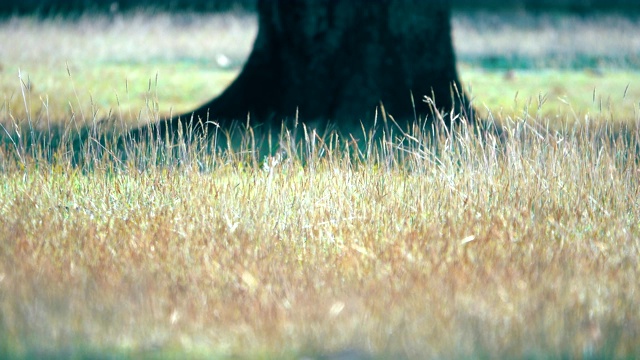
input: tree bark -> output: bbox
[148,0,470,138]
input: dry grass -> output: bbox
[1,105,639,358]
[1,10,640,359]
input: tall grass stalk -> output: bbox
[1,84,639,359]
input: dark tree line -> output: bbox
[2,0,640,16]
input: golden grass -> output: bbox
[1,102,639,358]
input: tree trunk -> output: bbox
[151,0,470,138]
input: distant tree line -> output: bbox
[1,0,640,16]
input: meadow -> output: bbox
[1,10,639,359]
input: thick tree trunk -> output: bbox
[150,0,470,138]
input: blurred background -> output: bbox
[1,0,639,125]
[1,0,640,15]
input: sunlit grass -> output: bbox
[0,62,238,127]
[462,68,640,122]
[1,92,639,358]
[3,62,639,126]
[4,64,639,128]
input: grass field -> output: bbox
[1,10,640,359]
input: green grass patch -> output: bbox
[0,62,238,126]
[3,64,638,130]
[461,67,640,122]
